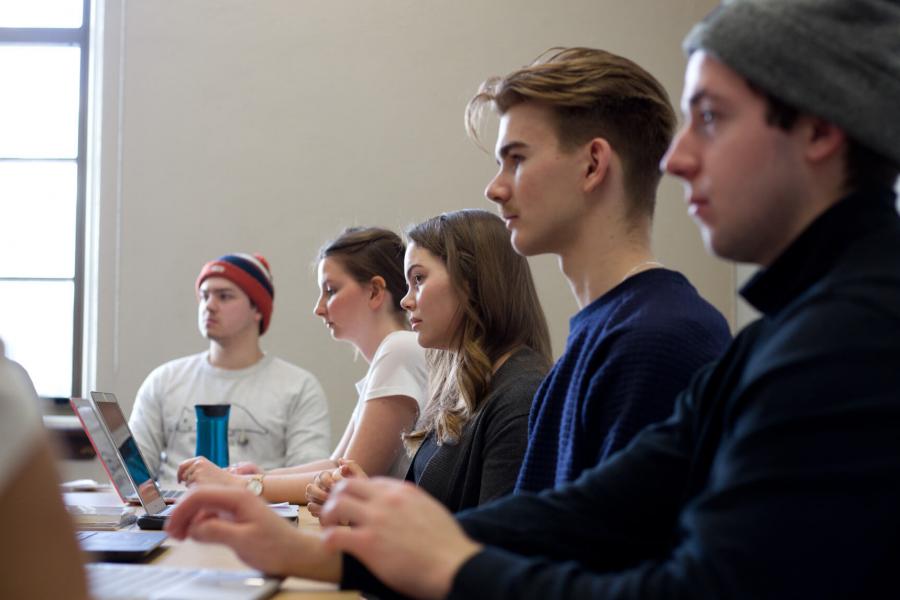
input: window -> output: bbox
[0,0,90,398]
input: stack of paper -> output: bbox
[61,478,114,493]
[67,505,137,531]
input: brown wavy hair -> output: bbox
[466,46,676,221]
[317,227,407,317]
[404,209,551,446]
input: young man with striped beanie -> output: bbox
[129,253,331,485]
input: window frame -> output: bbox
[0,0,91,397]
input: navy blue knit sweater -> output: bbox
[514,269,731,493]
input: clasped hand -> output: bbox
[177,456,249,487]
[306,458,367,518]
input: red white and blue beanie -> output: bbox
[196,253,275,335]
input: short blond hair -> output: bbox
[466,47,676,219]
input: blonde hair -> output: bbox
[404,210,551,446]
[466,47,676,220]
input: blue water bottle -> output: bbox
[195,404,230,467]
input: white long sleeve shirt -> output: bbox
[130,352,330,483]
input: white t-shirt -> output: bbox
[352,330,429,478]
[0,354,43,492]
[130,352,331,483]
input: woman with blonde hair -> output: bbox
[307,209,551,513]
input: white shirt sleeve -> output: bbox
[362,332,429,412]
[354,332,430,479]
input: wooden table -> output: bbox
[149,506,358,599]
[70,492,358,599]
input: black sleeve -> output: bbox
[341,553,410,600]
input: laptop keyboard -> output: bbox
[160,489,183,500]
[85,563,277,600]
[87,563,198,598]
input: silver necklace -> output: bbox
[621,260,664,283]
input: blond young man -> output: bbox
[468,47,730,492]
[167,1,900,597]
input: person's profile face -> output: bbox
[483,102,587,258]
[312,257,370,345]
[662,51,812,266]
[400,243,462,350]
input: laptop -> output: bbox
[76,530,168,562]
[70,395,183,505]
[86,562,280,599]
[88,392,176,519]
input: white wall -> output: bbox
[90,0,729,444]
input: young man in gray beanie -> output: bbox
[164,2,900,597]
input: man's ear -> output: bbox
[248,301,262,320]
[584,137,612,193]
[805,117,846,164]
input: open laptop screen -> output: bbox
[90,392,167,515]
[70,397,139,503]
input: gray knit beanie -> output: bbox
[684,0,900,166]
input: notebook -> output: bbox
[77,530,167,562]
[86,562,280,599]
[70,396,183,506]
[68,502,137,530]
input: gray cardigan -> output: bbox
[406,347,548,512]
